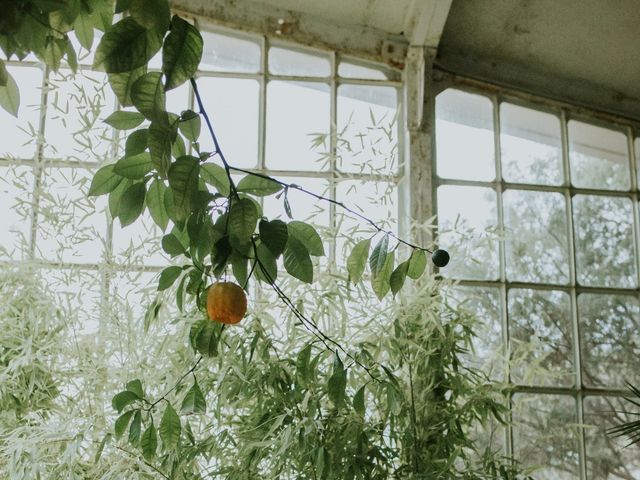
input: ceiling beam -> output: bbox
[404,0,453,48]
[173,0,409,67]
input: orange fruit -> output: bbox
[206,282,247,325]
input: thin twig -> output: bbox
[190,78,239,200]
[228,165,433,254]
[147,355,203,410]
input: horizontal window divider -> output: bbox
[0,259,165,273]
[451,278,640,296]
[436,177,639,198]
[241,167,401,182]
[512,384,630,398]
[194,69,402,86]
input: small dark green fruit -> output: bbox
[431,249,450,268]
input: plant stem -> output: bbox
[228,165,433,254]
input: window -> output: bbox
[0,25,403,343]
[436,84,640,478]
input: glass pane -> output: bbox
[437,185,499,280]
[0,165,33,260]
[262,176,330,227]
[503,190,569,283]
[446,286,504,379]
[201,29,261,73]
[573,195,635,288]
[500,103,562,185]
[197,77,259,168]
[335,180,397,265]
[112,210,167,267]
[0,65,43,159]
[569,121,629,190]
[266,81,329,171]
[512,394,580,479]
[45,69,115,162]
[268,45,330,77]
[508,289,574,386]
[110,270,158,325]
[584,396,640,479]
[43,267,102,335]
[36,166,107,263]
[338,59,398,80]
[578,294,640,388]
[337,85,398,175]
[436,89,495,181]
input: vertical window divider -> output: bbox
[329,51,338,269]
[561,109,587,480]
[492,95,513,458]
[28,64,50,262]
[626,126,640,289]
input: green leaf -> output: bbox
[144,295,162,332]
[255,242,277,283]
[131,71,166,122]
[88,164,123,196]
[126,379,144,398]
[296,344,312,384]
[390,260,409,296]
[161,233,186,256]
[353,385,365,416]
[327,353,347,407]
[371,250,394,300]
[113,152,153,179]
[231,252,249,287]
[228,198,259,245]
[236,175,282,197]
[162,16,203,91]
[0,59,7,87]
[129,0,170,31]
[259,219,288,258]
[129,410,142,445]
[141,422,158,461]
[112,390,139,413]
[172,134,186,159]
[168,156,200,221]
[118,182,146,227]
[194,320,221,357]
[93,17,163,73]
[115,0,132,13]
[104,110,145,130]
[283,236,313,284]
[0,71,19,116]
[109,179,133,219]
[65,40,78,73]
[125,128,148,156]
[179,110,201,142]
[147,179,169,231]
[369,235,389,276]
[115,410,135,439]
[94,434,111,463]
[74,10,94,50]
[109,67,146,107]
[180,380,206,415]
[288,221,324,256]
[158,266,182,291]
[407,249,427,279]
[159,403,181,449]
[148,121,176,177]
[201,163,230,196]
[347,238,371,285]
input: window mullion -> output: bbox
[561,109,587,480]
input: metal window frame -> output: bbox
[433,71,640,479]
[0,24,406,321]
